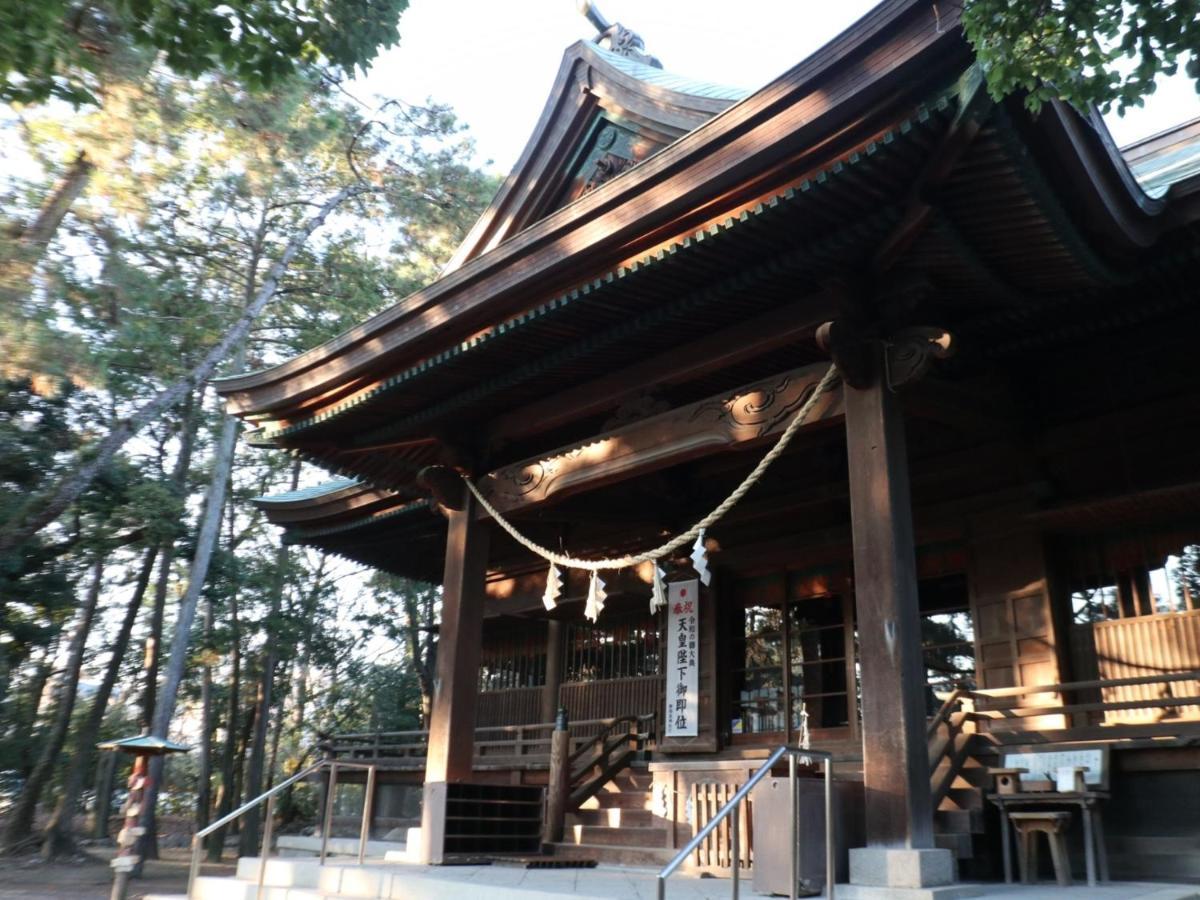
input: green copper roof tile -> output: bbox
[591,46,749,103]
[284,498,431,542]
[253,477,360,505]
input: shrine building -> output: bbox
[216,0,1200,893]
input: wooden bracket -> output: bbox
[884,326,955,390]
[818,321,954,391]
[815,319,874,389]
[417,465,468,513]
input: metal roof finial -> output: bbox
[577,0,663,69]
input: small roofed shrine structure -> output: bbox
[217,0,1200,892]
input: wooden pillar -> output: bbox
[420,490,490,862]
[543,711,570,845]
[541,619,564,724]
[844,351,935,850]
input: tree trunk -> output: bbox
[402,589,436,728]
[141,548,170,732]
[206,589,240,862]
[138,389,241,864]
[14,638,59,778]
[0,151,95,306]
[141,396,198,732]
[41,545,158,858]
[265,688,286,792]
[196,597,215,831]
[20,151,94,251]
[0,184,368,552]
[90,749,119,839]
[238,461,299,855]
[231,697,258,836]
[3,554,105,853]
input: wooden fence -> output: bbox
[559,675,662,722]
[476,687,541,727]
[1071,610,1200,724]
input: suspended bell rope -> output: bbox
[461,362,841,619]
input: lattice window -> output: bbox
[1064,533,1200,623]
[478,621,548,691]
[562,610,660,683]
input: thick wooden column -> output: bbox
[541,619,564,724]
[844,352,935,850]
[420,490,489,862]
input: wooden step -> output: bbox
[606,771,652,791]
[934,807,986,835]
[934,831,975,860]
[567,807,654,827]
[937,786,983,812]
[547,841,676,867]
[578,790,653,810]
[564,824,670,847]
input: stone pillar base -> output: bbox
[849,847,955,888]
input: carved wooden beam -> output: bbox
[486,294,833,446]
[477,361,843,516]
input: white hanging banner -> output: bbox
[665,579,700,737]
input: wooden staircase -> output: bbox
[549,765,674,866]
[546,715,672,866]
[927,698,997,874]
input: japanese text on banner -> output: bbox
[665,579,699,737]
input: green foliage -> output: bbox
[0,379,81,663]
[0,12,496,842]
[318,661,425,734]
[963,0,1200,113]
[0,0,409,106]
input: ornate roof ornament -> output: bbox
[578,0,662,69]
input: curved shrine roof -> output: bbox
[225,0,1200,578]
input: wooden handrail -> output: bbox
[567,715,649,767]
[325,715,643,743]
[969,694,1200,721]
[961,669,1200,703]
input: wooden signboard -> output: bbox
[665,580,701,738]
[659,579,718,753]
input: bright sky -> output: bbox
[352,0,1200,178]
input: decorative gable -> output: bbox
[442,41,745,273]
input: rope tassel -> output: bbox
[691,528,711,586]
[584,571,607,622]
[650,564,667,614]
[542,563,563,611]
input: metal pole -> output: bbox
[320,763,339,865]
[359,765,377,865]
[186,834,201,900]
[731,799,740,900]
[825,758,835,900]
[256,792,277,900]
[789,753,798,900]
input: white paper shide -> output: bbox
[665,579,700,737]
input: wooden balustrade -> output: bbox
[475,686,542,727]
[319,714,654,769]
[931,668,1200,737]
[1073,610,1200,724]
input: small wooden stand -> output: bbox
[989,767,1028,795]
[1010,811,1072,886]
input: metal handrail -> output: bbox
[186,759,377,900]
[656,745,835,900]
